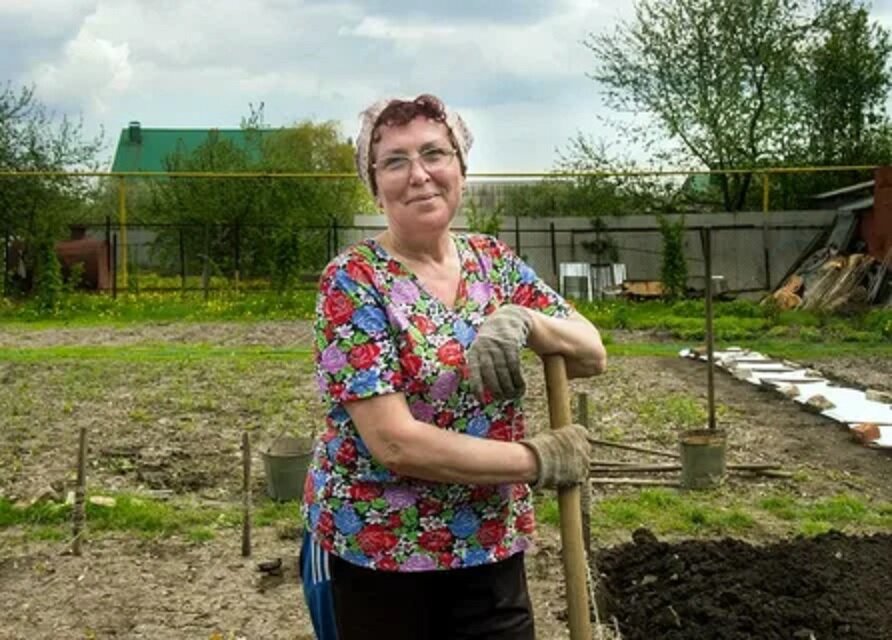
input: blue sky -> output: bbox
[3,0,892,172]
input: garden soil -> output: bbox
[1,322,891,639]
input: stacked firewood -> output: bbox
[769,247,891,311]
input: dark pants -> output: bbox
[329,552,536,640]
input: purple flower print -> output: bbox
[468,282,492,306]
[320,344,347,373]
[384,486,417,509]
[391,280,420,305]
[403,554,437,572]
[430,371,459,401]
[409,401,436,423]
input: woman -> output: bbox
[301,94,607,640]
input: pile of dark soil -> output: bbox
[598,529,892,640]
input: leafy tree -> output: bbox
[0,82,103,294]
[658,215,688,299]
[802,0,892,165]
[587,0,807,212]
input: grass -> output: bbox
[537,489,892,541]
[0,494,303,542]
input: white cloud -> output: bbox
[32,26,132,114]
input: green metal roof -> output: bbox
[110,123,273,172]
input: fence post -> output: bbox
[202,224,210,301]
[234,221,241,291]
[550,221,557,278]
[104,216,111,293]
[762,174,772,290]
[111,233,118,300]
[117,176,129,289]
[3,227,9,297]
[179,228,186,292]
[514,215,521,256]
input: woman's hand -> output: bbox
[520,424,591,489]
[466,305,532,400]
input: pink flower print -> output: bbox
[430,371,459,401]
[320,343,347,373]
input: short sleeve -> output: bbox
[314,253,400,405]
[486,236,571,318]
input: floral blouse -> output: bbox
[303,233,570,572]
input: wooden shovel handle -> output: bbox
[542,354,592,640]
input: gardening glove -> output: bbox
[466,305,533,400]
[520,424,591,490]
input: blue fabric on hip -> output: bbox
[300,530,338,640]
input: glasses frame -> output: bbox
[372,145,458,178]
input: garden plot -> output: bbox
[682,347,892,449]
[1,322,891,639]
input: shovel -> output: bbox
[542,354,593,640]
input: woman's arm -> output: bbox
[346,392,539,485]
[525,310,607,379]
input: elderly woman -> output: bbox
[300,94,606,640]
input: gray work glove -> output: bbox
[466,305,533,400]
[520,424,591,490]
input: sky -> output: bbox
[4,0,892,173]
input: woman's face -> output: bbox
[372,116,465,237]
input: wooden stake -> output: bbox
[544,356,592,640]
[241,431,252,558]
[574,392,592,559]
[72,427,87,556]
[587,437,680,459]
[590,478,679,486]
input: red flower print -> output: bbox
[436,411,454,428]
[336,439,357,465]
[419,528,453,552]
[470,485,494,503]
[376,555,400,571]
[387,260,405,275]
[412,315,436,335]
[477,520,506,548]
[400,351,423,377]
[323,291,354,325]
[488,420,512,441]
[349,482,382,502]
[515,511,535,534]
[349,343,381,369]
[513,284,535,307]
[494,545,510,560]
[357,524,399,555]
[318,511,335,536]
[418,498,442,517]
[533,292,551,310]
[439,553,456,568]
[346,259,375,284]
[387,512,404,529]
[512,484,529,500]
[329,382,345,399]
[437,340,464,366]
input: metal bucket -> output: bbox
[261,436,313,502]
[679,429,727,490]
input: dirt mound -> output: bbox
[598,529,892,640]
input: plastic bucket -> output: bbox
[679,429,727,490]
[261,436,314,502]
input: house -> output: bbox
[111,121,272,172]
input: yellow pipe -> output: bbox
[118,176,128,289]
[0,164,881,180]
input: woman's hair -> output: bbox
[355,93,473,196]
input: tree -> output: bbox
[146,117,371,279]
[0,82,103,294]
[587,0,808,212]
[801,0,892,165]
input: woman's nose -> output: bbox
[407,157,431,184]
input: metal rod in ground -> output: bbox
[700,227,717,430]
[587,437,680,459]
[574,392,592,559]
[72,427,87,556]
[242,431,252,558]
[590,478,679,487]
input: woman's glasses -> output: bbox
[373,146,457,177]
